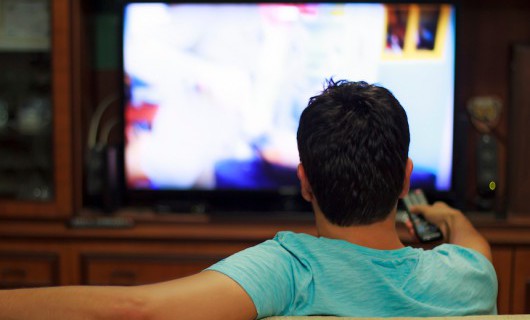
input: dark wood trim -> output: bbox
[71,0,92,215]
[0,215,529,245]
[51,0,74,217]
[508,44,530,218]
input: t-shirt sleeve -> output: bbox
[205,239,295,318]
[431,244,498,315]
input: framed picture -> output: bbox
[383,4,451,60]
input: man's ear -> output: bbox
[297,164,314,202]
[399,158,414,198]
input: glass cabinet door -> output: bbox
[0,0,73,218]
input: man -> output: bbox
[0,80,497,320]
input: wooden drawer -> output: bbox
[0,252,59,288]
[81,253,225,286]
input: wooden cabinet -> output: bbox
[0,219,528,315]
[0,0,74,218]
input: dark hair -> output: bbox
[297,79,410,226]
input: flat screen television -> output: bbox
[121,1,457,214]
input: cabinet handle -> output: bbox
[109,270,137,286]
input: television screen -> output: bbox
[123,2,455,199]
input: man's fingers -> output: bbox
[409,204,430,213]
[404,220,416,236]
[433,201,449,208]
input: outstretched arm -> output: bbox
[0,270,256,320]
[410,202,492,262]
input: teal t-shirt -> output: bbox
[207,231,497,318]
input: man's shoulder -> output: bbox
[274,231,315,242]
[427,243,494,267]
[418,243,498,291]
[209,232,300,270]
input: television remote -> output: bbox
[401,189,443,243]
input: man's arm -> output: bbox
[410,202,492,262]
[0,271,256,320]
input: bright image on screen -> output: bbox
[123,3,455,192]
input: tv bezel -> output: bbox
[118,0,463,215]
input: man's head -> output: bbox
[296,79,411,226]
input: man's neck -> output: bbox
[314,209,405,250]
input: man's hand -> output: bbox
[407,202,492,262]
[407,201,460,239]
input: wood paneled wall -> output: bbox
[456,0,530,214]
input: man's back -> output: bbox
[208,231,497,318]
